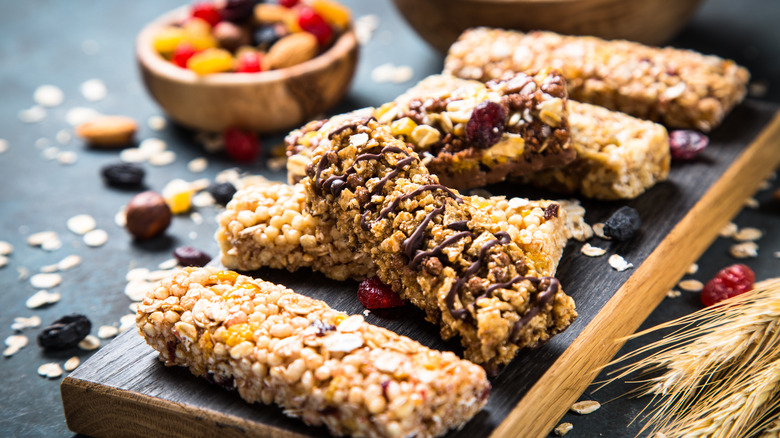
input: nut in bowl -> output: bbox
[136,1,358,133]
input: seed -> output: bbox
[678,279,704,292]
[4,334,29,357]
[78,335,100,350]
[570,400,600,415]
[148,116,167,131]
[38,362,64,379]
[187,157,208,173]
[0,241,11,255]
[592,222,610,240]
[41,238,62,252]
[67,214,97,235]
[126,268,150,282]
[66,107,102,126]
[158,258,179,270]
[27,231,59,247]
[730,242,758,259]
[11,315,42,331]
[119,314,136,332]
[33,85,64,107]
[64,356,80,371]
[30,273,62,289]
[80,79,107,102]
[26,291,61,309]
[744,197,759,209]
[608,254,633,272]
[734,227,762,242]
[97,325,119,339]
[119,148,146,163]
[125,280,154,302]
[83,229,108,247]
[148,150,177,166]
[115,209,127,227]
[192,192,215,208]
[581,243,606,257]
[57,255,82,271]
[57,151,78,165]
[554,422,573,436]
[687,263,699,275]
[719,222,738,238]
[666,290,681,298]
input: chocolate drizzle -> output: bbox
[510,277,559,342]
[360,184,462,231]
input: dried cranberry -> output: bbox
[279,0,300,8]
[219,0,255,22]
[207,182,237,206]
[101,162,145,188]
[223,128,260,163]
[173,246,212,267]
[37,314,91,349]
[172,42,198,68]
[358,276,405,309]
[465,101,506,149]
[191,2,222,27]
[603,206,642,241]
[670,130,709,161]
[236,51,263,73]
[701,264,755,307]
[297,7,332,46]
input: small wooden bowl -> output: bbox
[137,7,358,133]
[393,0,703,53]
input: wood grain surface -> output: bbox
[62,100,780,438]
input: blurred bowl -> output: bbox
[136,6,358,133]
[392,0,703,53]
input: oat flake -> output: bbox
[0,139,8,154]
[33,85,64,107]
[66,107,101,126]
[30,272,62,289]
[678,279,704,292]
[42,146,60,160]
[337,315,364,333]
[0,255,8,268]
[719,222,738,238]
[38,362,64,379]
[64,356,80,371]
[119,314,136,331]
[57,151,78,165]
[125,280,154,301]
[18,106,46,123]
[570,400,600,415]
[78,335,100,350]
[11,315,41,331]
[592,222,610,240]
[83,229,108,247]
[192,191,215,208]
[158,258,179,270]
[67,214,97,235]
[730,241,758,259]
[57,254,82,271]
[4,334,28,357]
[323,333,364,352]
[687,263,699,275]
[190,212,204,225]
[581,243,606,257]
[734,227,763,242]
[187,157,208,173]
[148,150,176,166]
[147,115,167,131]
[126,267,150,282]
[114,209,127,227]
[608,254,633,272]
[119,148,146,163]
[666,290,681,298]
[554,422,573,436]
[744,197,759,209]
[41,238,62,252]
[56,130,71,145]
[80,79,107,102]
[0,241,13,255]
[97,325,119,339]
[26,290,61,308]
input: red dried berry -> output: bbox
[465,101,507,149]
[701,264,755,307]
[670,130,709,161]
[297,7,333,46]
[191,2,222,27]
[236,51,263,73]
[279,0,300,8]
[223,128,261,162]
[172,42,198,68]
[173,246,212,267]
[358,276,405,309]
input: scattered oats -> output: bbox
[57,254,82,271]
[148,150,176,166]
[730,241,758,259]
[570,400,601,415]
[189,231,198,240]
[35,138,51,149]
[0,255,8,268]
[608,254,633,272]
[581,243,607,257]
[4,335,28,357]
[337,315,364,333]
[17,267,29,281]
[81,39,100,55]
[196,131,224,152]
[78,335,100,351]
[215,168,241,184]
[65,106,101,126]
[190,212,204,225]
[749,80,769,98]
[158,258,179,270]
[38,362,63,379]
[267,156,286,172]
[26,290,61,308]
[40,263,59,273]
[11,315,41,331]
[97,325,119,339]
[734,227,763,242]
[758,179,772,191]
[323,333,364,353]
[30,272,62,289]
[0,241,13,255]
[125,280,154,301]
[192,191,216,208]
[80,79,107,101]
[42,146,60,160]
[67,214,97,235]
[559,199,592,241]
[56,130,71,145]
[350,132,369,147]
[57,150,78,165]
[83,229,108,247]
[187,157,208,173]
[189,178,211,192]
[115,208,127,227]
[33,85,64,107]
[592,222,611,240]
[687,263,699,275]
[0,138,8,154]
[678,279,704,292]
[553,422,573,436]
[371,63,414,83]
[119,148,146,163]
[719,222,738,238]
[126,267,150,282]
[120,314,137,331]
[42,237,63,251]
[148,115,167,131]
[64,356,80,372]
[19,105,46,123]
[139,138,167,155]
[666,289,681,298]
[775,251,780,258]
[354,14,379,45]
[744,197,759,209]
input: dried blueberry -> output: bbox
[465,101,506,149]
[220,0,256,23]
[173,246,212,267]
[253,24,283,51]
[101,162,145,188]
[207,182,237,206]
[670,130,709,161]
[603,206,642,241]
[37,314,91,349]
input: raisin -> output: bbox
[603,206,642,241]
[219,0,255,23]
[223,127,261,162]
[670,130,709,161]
[207,182,237,206]
[465,101,506,149]
[173,246,212,267]
[357,276,405,309]
[253,25,284,51]
[101,162,145,188]
[701,264,755,307]
[37,314,91,349]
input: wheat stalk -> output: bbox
[603,278,780,437]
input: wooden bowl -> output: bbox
[392,0,703,53]
[137,7,358,133]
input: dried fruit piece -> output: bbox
[101,163,145,188]
[279,0,300,8]
[223,128,261,162]
[220,0,255,23]
[357,276,405,309]
[236,51,263,73]
[37,314,92,349]
[701,264,755,307]
[125,191,172,240]
[172,42,198,68]
[213,22,248,51]
[253,24,284,50]
[670,130,709,161]
[76,115,137,147]
[465,101,506,149]
[191,2,222,27]
[603,206,641,241]
[173,246,212,267]
[207,182,237,206]
[311,0,351,29]
[187,48,233,75]
[152,26,186,54]
[297,7,333,46]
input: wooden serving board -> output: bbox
[62,101,780,438]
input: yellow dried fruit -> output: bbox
[187,48,234,75]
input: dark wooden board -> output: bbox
[62,100,780,438]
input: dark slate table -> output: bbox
[0,0,777,436]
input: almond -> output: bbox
[76,115,137,147]
[266,32,318,70]
[254,4,295,25]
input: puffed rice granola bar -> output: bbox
[444,28,749,131]
[137,267,490,438]
[302,119,577,371]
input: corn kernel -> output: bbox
[153,27,186,54]
[390,117,417,138]
[311,0,351,29]
[187,48,234,75]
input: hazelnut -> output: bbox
[213,22,249,52]
[125,191,172,240]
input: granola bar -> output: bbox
[514,101,671,199]
[302,119,577,371]
[287,71,574,189]
[444,28,750,132]
[137,267,490,438]
[217,181,569,280]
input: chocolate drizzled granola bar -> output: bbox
[302,119,576,371]
[137,267,490,438]
[444,28,750,132]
